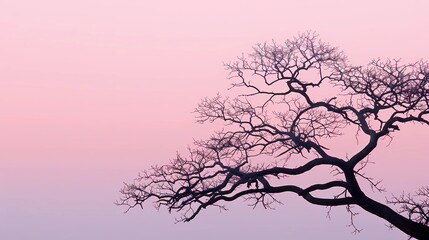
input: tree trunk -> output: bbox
[357,195,429,240]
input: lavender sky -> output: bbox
[1,1,428,239]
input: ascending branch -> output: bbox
[118,32,429,240]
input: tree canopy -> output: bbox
[118,32,429,239]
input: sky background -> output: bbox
[1,0,428,239]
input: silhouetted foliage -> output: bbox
[118,32,429,239]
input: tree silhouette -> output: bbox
[118,32,429,239]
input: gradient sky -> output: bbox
[1,1,428,239]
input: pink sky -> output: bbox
[1,0,428,239]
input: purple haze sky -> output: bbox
[1,0,428,239]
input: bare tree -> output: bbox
[118,32,429,239]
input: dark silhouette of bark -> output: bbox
[118,32,429,239]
